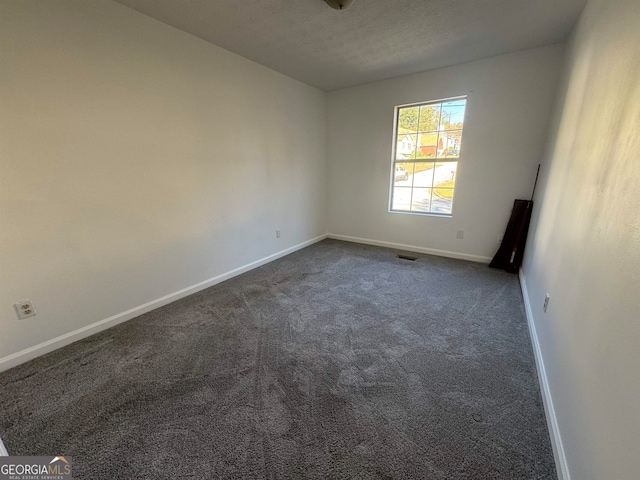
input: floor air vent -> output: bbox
[397,254,417,261]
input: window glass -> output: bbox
[390,97,466,215]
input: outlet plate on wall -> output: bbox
[14,300,37,320]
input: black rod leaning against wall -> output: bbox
[489,165,540,273]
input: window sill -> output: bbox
[388,209,453,218]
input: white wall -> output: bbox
[326,45,565,261]
[0,0,326,366]
[521,0,640,478]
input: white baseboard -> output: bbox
[0,235,327,373]
[327,233,492,263]
[519,269,570,480]
[0,436,8,456]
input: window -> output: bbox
[390,96,467,216]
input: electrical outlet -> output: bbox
[497,233,504,245]
[14,300,37,320]
[276,229,281,239]
[456,230,464,239]
[543,294,550,313]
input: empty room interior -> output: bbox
[1,0,638,478]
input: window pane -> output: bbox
[410,188,432,212]
[440,101,466,130]
[418,104,440,132]
[416,132,438,159]
[430,194,453,215]
[392,187,412,211]
[393,162,414,187]
[433,162,458,189]
[413,162,436,187]
[396,133,416,160]
[437,130,463,158]
[429,161,457,214]
[397,106,419,133]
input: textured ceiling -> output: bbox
[112,0,586,91]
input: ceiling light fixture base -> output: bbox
[324,0,354,10]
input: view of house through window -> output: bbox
[390,97,467,215]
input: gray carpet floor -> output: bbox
[0,239,556,479]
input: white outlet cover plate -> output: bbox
[14,300,37,320]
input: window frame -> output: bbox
[388,95,468,217]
